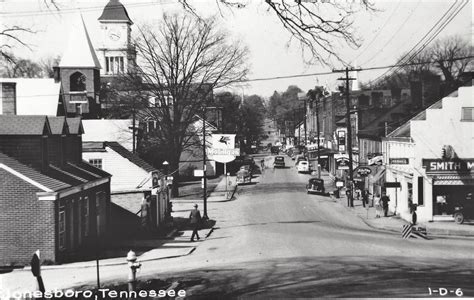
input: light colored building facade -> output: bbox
[383,86,474,223]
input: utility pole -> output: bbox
[304,96,307,146]
[315,91,321,178]
[202,104,208,219]
[334,66,361,207]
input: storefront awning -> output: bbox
[433,174,474,185]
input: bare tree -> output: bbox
[429,35,473,90]
[0,53,44,78]
[183,0,375,66]
[1,1,59,64]
[122,13,248,196]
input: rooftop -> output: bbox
[98,0,133,24]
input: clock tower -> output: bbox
[97,0,135,78]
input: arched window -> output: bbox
[70,72,86,91]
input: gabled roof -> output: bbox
[47,116,69,135]
[0,152,70,192]
[59,13,101,69]
[0,78,61,116]
[82,119,134,151]
[66,117,84,135]
[0,115,51,135]
[387,90,457,139]
[98,0,133,24]
[106,141,157,173]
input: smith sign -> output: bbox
[423,159,474,173]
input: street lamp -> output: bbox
[162,160,169,175]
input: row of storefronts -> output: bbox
[299,85,473,224]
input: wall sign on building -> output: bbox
[422,159,474,173]
[389,158,409,165]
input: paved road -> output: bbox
[3,155,473,298]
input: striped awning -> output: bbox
[433,174,474,185]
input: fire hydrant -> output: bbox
[127,250,141,292]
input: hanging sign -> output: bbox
[208,134,239,163]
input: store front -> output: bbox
[423,159,474,221]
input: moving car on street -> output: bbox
[273,156,285,168]
[236,169,251,185]
[296,160,311,173]
[306,178,325,194]
[453,192,474,224]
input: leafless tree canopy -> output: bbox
[430,35,473,84]
[184,0,375,66]
[127,13,248,173]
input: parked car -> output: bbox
[453,193,474,224]
[236,169,251,185]
[306,178,325,194]
[295,154,306,165]
[273,156,285,168]
[296,160,311,173]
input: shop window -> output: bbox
[70,72,86,91]
[461,107,474,121]
[417,176,424,206]
[89,159,102,169]
[407,182,413,209]
[58,206,66,250]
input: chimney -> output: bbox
[0,82,17,115]
[53,66,61,83]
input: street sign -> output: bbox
[194,170,204,177]
[336,180,344,187]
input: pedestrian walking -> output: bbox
[409,200,418,225]
[189,204,202,242]
[381,192,390,217]
[362,189,370,208]
[141,194,153,232]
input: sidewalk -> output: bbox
[172,175,238,203]
[320,170,474,238]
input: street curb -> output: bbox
[21,247,197,271]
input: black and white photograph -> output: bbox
[0,0,473,298]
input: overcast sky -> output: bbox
[2,0,472,98]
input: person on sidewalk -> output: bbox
[381,192,390,217]
[189,204,202,242]
[362,189,370,208]
[409,200,418,225]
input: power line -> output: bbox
[352,0,402,63]
[369,0,468,86]
[5,55,473,96]
[360,0,421,66]
[1,1,175,18]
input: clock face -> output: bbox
[108,29,121,41]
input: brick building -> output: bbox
[0,115,111,266]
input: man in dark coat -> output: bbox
[381,192,390,217]
[189,204,202,242]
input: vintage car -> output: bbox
[453,193,474,224]
[236,169,251,185]
[273,156,285,168]
[296,160,311,173]
[306,178,325,194]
